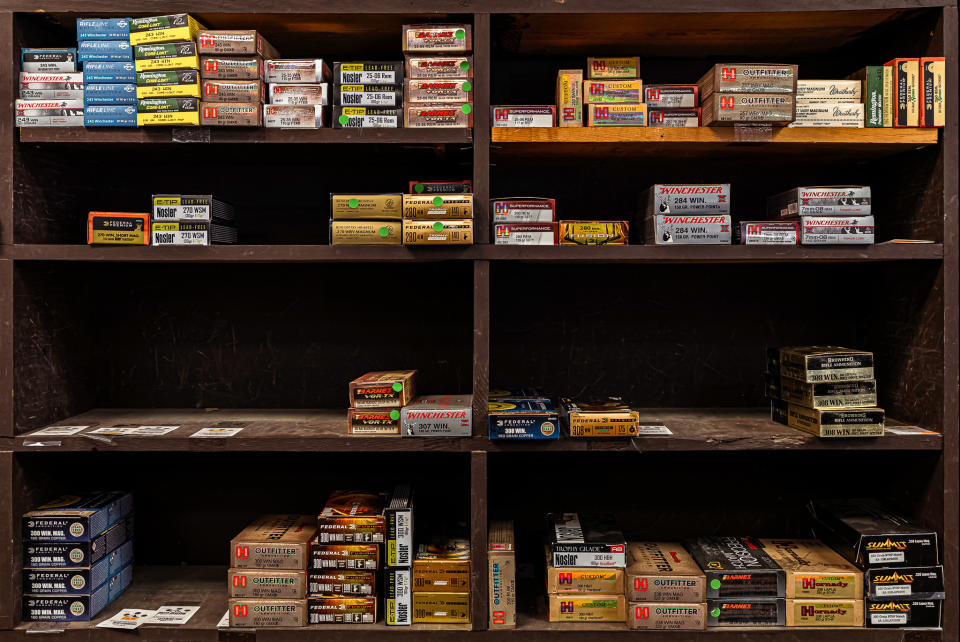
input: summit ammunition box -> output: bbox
[128,14,205,46]
[25,492,132,540]
[317,491,385,544]
[87,213,149,245]
[403,219,474,245]
[584,79,642,103]
[334,61,403,85]
[885,58,919,127]
[347,408,400,435]
[202,79,264,103]
[494,223,558,245]
[644,85,698,109]
[921,57,945,127]
[402,194,473,219]
[771,400,884,438]
[133,42,199,72]
[308,596,376,624]
[560,398,639,437]
[587,57,640,79]
[404,103,473,128]
[549,513,626,568]
[491,105,556,127]
[767,346,874,383]
[202,56,264,81]
[642,184,731,216]
[488,399,559,439]
[401,394,472,436]
[557,69,583,127]
[330,221,402,245]
[309,541,379,570]
[152,194,235,222]
[765,376,877,409]
[488,521,516,629]
[136,70,200,99]
[866,566,944,600]
[230,515,316,570]
[786,599,863,627]
[413,592,470,623]
[23,540,133,595]
[334,106,400,128]
[796,80,861,102]
[385,485,414,567]
[547,555,625,593]
[331,194,403,220]
[349,371,417,408]
[867,600,941,628]
[684,537,786,599]
[151,221,238,246]
[558,221,628,246]
[701,93,796,125]
[406,55,473,79]
[768,186,871,218]
[548,595,626,622]
[628,602,707,630]
[334,84,403,107]
[738,221,799,245]
[265,59,331,84]
[308,569,376,596]
[706,599,786,627]
[588,103,647,126]
[413,540,471,592]
[405,78,472,103]
[197,30,279,58]
[758,539,862,599]
[402,24,472,53]
[626,542,705,603]
[21,48,77,73]
[270,83,329,106]
[699,63,798,94]
[136,97,200,127]
[201,102,262,126]
[385,568,412,625]
[228,569,307,599]
[229,598,307,627]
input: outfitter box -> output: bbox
[684,537,786,599]
[229,569,306,599]
[698,63,798,95]
[386,485,414,567]
[628,603,707,630]
[385,568,412,625]
[488,521,516,629]
[625,542,705,602]
[229,598,307,627]
[230,515,317,570]
[317,490,385,543]
[23,492,133,543]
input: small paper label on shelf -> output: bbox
[191,427,243,438]
[97,609,158,629]
[128,425,180,436]
[146,606,199,625]
[26,426,88,436]
[217,610,230,628]
[636,424,672,436]
[885,426,938,435]
[88,426,137,435]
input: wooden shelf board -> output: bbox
[18,128,472,146]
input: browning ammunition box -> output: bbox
[771,400,885,438]
[263,104,324,128]
[402,24,472,53]
[701,93,795,125]
[488,521,516,629]
[768,186,871,218]
[406,78,473,103]
[404,103,473,127]
[549,513,626,568]
[228,569,307,599]
[334,83,403,107]
[128,14,205,46]
[644,85,698,109]
[648,108,700,127]
[335,61,404,85]
[331,194,403,220]
[136,70,200,98]
[866,566,944,600]
[557,69,583,127]
[628,602,707,630]
[405,55,473,79]
[402,219,474,245]
[587,57,640,79]
[584,79,643,103]
[309,541,379,570]
[309,569,376,596]
[684,537,785,599]
[330,220,402,245]
[230,515,316,570]
[347,408,401,435]
[264,59,331,84]
[386,485,414,567]
[349,371,417,408]
[494,223,558,246]
[317,491,385,544]
[334,106,400,128]
[133,41,199,72]
[87,213,149,245]
[385,568,412,625]
[202,79,264,103]
[201,56,263,80]
[197,30,279,58]
[558,221,628,246]
[560,398,639,437]
[200,102,262,126]
[491,105,556,127]
[706,599,786,627]
[269,83,328,106]
[401,394,473,436]
[308,596,376,624]
[626,542,706,602]
[765,376,877,409]
[921,57,945,126]
[410,180,472,194]
[588,103,646,126]
[786,599,863,627]
[229,598,307,627]
[796,80,861,101]
[402,194,473,219]
[867,600,941,628]
[885,58,919,127]
[738,221,799,245]
[799,216,875,245]
[699,63,798,94]
[767,347,875,383]
[413,592,471,623]
[758,539,862,599]
[548,594,626,622]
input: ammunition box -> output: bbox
[197,30,279,58]
[269,83,329,106]
[488,399,560,439]
[738,221,799,245]
[87,213,149,245]
[409,180,472,194]
[771,400,885,438]
[202,56,264,80]
[151,221,238,246]
[489,387,545,399]
[22,48,77,73]
[648,108,700,127]
[19,72,83,87]
[347,408,401,435]
[796,80,861,101]
[136,97,199,127]
[23,564,132,622]
[413,592,471,624]
[405,55,472,79]
[331,194,403,220]
[588,102,646,126]
[401,394,472,436]
[385,485,414,567]
[558,221,628,245]
[557,69,583,127]
[626,542,705,602]
[402,193,473,219]
[493,198,556,223]
[330,220,402,245]
[548,595,626,622]
[584,80,642,103]
[228,569,307,599]
[587,57,640,79]
[317,491,385,544]
[402,24,472,53]
[645,215,732,245]
[769,185,871,218]
[402,219,474,245]
[77,40,133,63]
[405,78,472,103]
[264,104,324,128]
[16,99,84,116]
[791,103,864,127]
[706,599,786,627]
[767,347,875,383]
[309,542,379,570]
[494,223,558,246]
[308,569,376,596]
[628,603,707,630]
[84,105,137,127]
[549,513,627,568]
[136,70,200,99]
[308,597,376,624]
[684,537,785,599]
[404,103,473,128]
[152,194,235,223]
[491,105,556,127]
[799,216,875,245]
[701,93,795,125]
[921,57,945,126]
[83,83,137,105]
[83,62,136,84]
[76,18,130,41]
[200,102,262,126]
[867,600,941,627]
[264,59,331,84]
[230,515,317,570]
[334,83,403,107]
[133,42,199,72]
[334,61,404,85]
[23,540,133,595]
[202,80,264,103]
[786,599,863,627]
[866,566,944,600]
[488,521,516,629]
[885,58,919,127]
[644,84,698,109]
[385,568,412,625]
[21,89,83,101]
[128,14,205,46]
[349,371,417,408]
[25,517,131,569]
[560,397,639,437]
[759,539,862,599]
[229,598,307,627]
[765,376,876,409]
[699,63,798,94]
[16,114,84,127]
[546,560,625,594]
[642,184,731,217]
[413,558,471,592]
[333,106,401,128]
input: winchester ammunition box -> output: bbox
[330,220,402,245]
[699,63,798,94]
[16,113,84,127]
[308,569,376,596]
[548,595,626,622]
[413,592,471,623]
[136,97,199,127]
[885,58,919,127]
[76,18,130,41]
[921,57,945,126]
[409,180,472,194]
[200,102,262,126]
[20,87,83,101]
[16,99,84,116]
[491,105,556,127]
[558,221,628,246]
[701,93,795,125]
[22,48,77,73]
[129,14,205,46]
[86,213,149,245]
[23,564,132,622]
[133,42,199,72]
[405,78,472,103]
[557,69,583,127]
[136,70,200,98]
[649,108,700,127]
[866,566,944,600]
[644,84,698,109]
[867,600,941,627]
[385,485,414,567]
[230,515,317,570]
[796,80,861,102]
[549,513,626,568]
[23,541,133,595]
[349,371,417,408]
[706,599,785,627]
[799,215,874,244]
[83,62,136,84]
[405,56,472,79]
[584,79,642,103]
[270,83,329,106]
[403,219,474,245]
[385,568,412,625]
[402,194,473,219]
[758,539,862,599]
[587,57,640,79]
[151,221,237,246]
[202,79,264,103]
[308,597,376,624]
[202,56,263,80]
[229,599,307,627]
[264,104,324,128]
[265,59,331,84]
[198,30,279,58]
[83,83,136,105]
[786,599,863,627]
[405,103,473,127]
[402,24,472,53]
[331,194,403,220]
[20,72,83,88]
[334,83,403,107]
[626,542,705,602]
[790,103,864,127]
[684,537,785,599]
[494,223,558,245]
[401,394,472,436]
[765,376,877,409]
[767,347,875,384]
[317,490,385,543]
[77,40,133,63]
[334,106,400,128]
[488,399,559,439]
[628,603,707,630]
[770,400,885,438]
[642,184,731,216]
[335,61,404,85]
[24,517,131,569]
[489,521,516,629]
[492,198,555,223]
[560,398,640,437]
[347,408,400,435]
[547,557,625,593]
[152,194,235,222]
[588,103,646,126]
[413,549,471,592]
[309,542,379,570]
[229,569,307,599]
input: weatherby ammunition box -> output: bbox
[561,398,640,437]
[87,213,149,245]
[349,371,417,408]
[557,69,583,127]
[401,394,472,436]
[413,592,470,623]
[133,42,199,72]
[800,216,875,245]
[488,399,559,439]
[796,80,861,102]
[83,62,136,84]
[229,569,307,599]
[264,104,324,128]
[405,55,472,79]
[786,599,863,627]
[584,79,642,103]
[738,221,799,245]
[136,97,199,126]
[648,108,700,127]
[22,48,77,73]
[200,102,262,126]
[331,194,402,220]
[559,221,628,245]
[24,517,131,569]
[269,83,329,106]
[588,103,646,126]
[231,515,316,570]
[866,566,944,600]
[626,542,705,603]
[385,568,412,625]
[197,30,278,58]
[229,599,307,627]
[309,569,376,596]
[23,541,133,595]
[201,56,263,80]
[885,58,919,127]
[758,539,862,599]
[699,63,797,94]
[317,491,385,543]
[265,59,331,84]
[76,18,130,41]
[347,408,400,435]
[405,103,473,127]
[547,557,625,593]
[413,546,471,592]
[790,103,864,127]
[409,180,472,194]
[548,595,626,622]
[765,376,876,409]
[202,79,264,103]
[77,40,133,63]
[152,194,234,222]
[767,347,875,383]
[549,513,626,568]
[707,599,785,627]
[645,215,732,245]
[489,521,516,629]
[334,106,400,128]
[684,537,785,599]
[385,485,414,567]
[628,603,707,630]
[308,596,376,624]
[771,400,884,438]
[334,83,403,107]
[136,70,200,98]
[701,93,795,125]
[23,564,132,621]
[493,198,555,223]
[491,105,556,127]
[644,84,698,109]
[330,220,402,245]
[334,61,404,85]
[402,193,473,219]
[921,57,945,126]
[494,223,558,245]
[403,220,474,245]
[587,57,640,79]
[402,24,472,53]
[405,78,472,103]
[151,221,237,245]
[867,600,941,627]
[642,184,731,216]
[128,14,205,46]
[309,542,379,570]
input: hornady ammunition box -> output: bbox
[701,93,796,125]
[202,56,264,81]
[758,539,862,599]
[493,198,555,223]
[386,568,412,625]
[405,103,473,128]
[629,602,707,630]
[587,57,640,79]
[24,540,133,595]
[765,375,877,409]
[584,79,642,103]
[491,105,556,127]
[699,63,798,94]
[87,213,149,245]
[800,216,875,245]
[642,184,731,216]
[76,18,130,41]
[22,48,77,73]
[25,516,131,569]
[334,84,403,107]
[488,521,516,629]
[229,599,307,627]
[790,103,864,127]
[151,221,237,246]
[787,599,863,627]
[334,106,400,128]
[549,513,626,568]
[494,223,558,245]
[403,220,474,245]
[405,79,472,103]
[921,57,945,127]
[796,80,861,102]
[867,600,941,627]
[202,79,264,103]
[350,371,417,408]
[198,30,279,58]
[270,83,329,106]
[557,69,583,126]
[560,398,640,437]
[200,102,262,126]
[331,194,403,220]
[547,555,625,593]
[626,542,705,602]
[77,40,133,63]
[548,594,626,622]
[738,221,799,245]
[684,537,786,599]
[136,97,199,126]
[767,347,875,384]
[410,180,472,194]
[406,56,473,79]
[645,84,698,109]
[265,59,331,84]
[866,566,944,600]
[129,14,205,46]
[401,394,472,436]
[309,569,376,596]
[588,103,646,126]
[83,83,136,105]
[133,42,200,72]
[264,104,324,128]
[402,24,472,53]
[559,221,628,245]
[308,596,376,624]
[330,221,402,245]
[84,62,136,84]
[317,490,385,543]
[335,61,404,85]
[136,70,200,98]
[885,58,919,127]
[770,400,885,438]
[706,599,786,627]
[648,108,700,127]
[310,542,379,570]
[488,399,559,439]
[385,485,414,567]
[231,515,316,570]
[23,564,132,622]
[229,569,307,599]
[413,540,471,592]
[347,408,400,435]
[152,194,235,222]
[413,592,470,623]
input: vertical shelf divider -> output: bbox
[470,450,488,631]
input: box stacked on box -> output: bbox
[151,194,238,245]
[584,57,645,126]
[402,24,473,127]
[767,186,874,245]
[332,62,402,128]
[790,79,864,128]
[698,63,797,126]
[18,37,83,126]
[197,30,276,126]
[412,536,471,623]
[625,542,707,630]
[402,192,475,245]
[640,184,732,245]
[645,85,700,126]
[347,370,417,435]
[264,59,330,128]
[330,193,403,245]
[488,521,516,629]
[76,18,134,120]
[493,198,557,245]
[384,486,415,625]
[488,388,560,439]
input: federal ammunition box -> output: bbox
[76,18,130,41]
[413,554,471,592]
[229,569,307,599]
[491,105,556,127]
[765,376,876,409]
[151,221,237,246]
[334,106,400,128]
[136,97,200,127]
[331,194,403,220]
[866,566,944,600]
[494,223,558,245]
[202,56,264,80]
[867,600,941,627]
[402,24,472,53]
[24,541,133,595]
[548,594,626,622]
[561,398,640,437]
[152,194,235,222]
[198,30,279,58]
[136,70,200,98]
[706,599,786,627]
[642,184,731,216]
[587,57,640,79]
[403,219,474,245]
[584,79,642,103]
[334,61,404,85]
[489,387,545,399]
[77,40,133,63]
[699,63,798,94]
[24,516,131,569]
[644,215,733,245]
[230,515,317,570]
[492,198,554,223]
[308,569,376,596]
[202,79,264,103]
[86,213,149,245]
[349,371,417,408]
[628,603,707,630]
[308,596,376,624]
[549,513,627,568]
[588,103,646,126]
[309,541,379,570]
[758,539,862,599]
[644,84,698,109]
[200,102,262,126]
[413,592,471,623]
[401,394,472,436]
[406,55,472,79]
[488,521,516,629]
[330,220,402,245]
[134,42,199,72]
[649,108,700,127]
[83,62,136,84]
[684,537,786,599]
[885,58,919,127]
[16,113,84,127]
[347,408,400,435]
[557,69,583,127]
[405,78,472,103]
[786,599,863,627]
[701,93,796,125]
[558,221,628,245]
[626,542,705,602]
[771,400,885,438]
[129,14,205,46]
[738,221,799,245]
[229,598,307,627]
[547,557,625,593]
[488,399,559,439]
[334,84,403,107]
[409,180,472,194]
[385,485,414,567]
[23,564,132,622]
[317,490,385,543]
[921,57,945,126]
[796,80,861,102]
[22,48,77,73]
[791,103,864,127]
[264,104,324,128]
[270,83,329,106]
[767,347,875,383]
[386,568,412,625]
[404,103,473,128]
[265,59,331,84]
[800,215,875,245]
[83,83,136,104]
[16,99,84,116]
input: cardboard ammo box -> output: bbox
[547,551,625,593]
[628,602,707,630]
[330,221,403,246]
[197,30,279,58]
[684,536,786,599]
[335,61,404,85]
[548,594,626,622]
[402,24,472,53]
[401,394,473,436]
[488,521,516,629]
[488,398,560,440]
[558,221,628,246]
[200,102,262,126]
[87,213,149,245]
[701,93,795,125]
[706,598,786,627]
[698,63,798,95]
[309,541,380,570]
[402,193,473,219]
[867,600,941,627]
[560,397,640,437]
[758,538,862,599]
[626,541,705,602]
[786,599,864,627]
[413,592,470,623]
[133,41,199,72]
[765,375,877,409]
[385,568,412,625]
[308,569,376,596]
[201,56,263,80]
[767,346,874,383]
[413,538,471,592]
[866,566,944,600]
[587,57,640,79]
[347,408,400,436]
[349,370,417,408]
[128,14,205,46]
[308,596,376,624]
[557,69,583,126]
[548,513,626,568]
[23,492,133,542]
[771,400,885,438]
[228,569,306,599]
[23,540,133,595]
[317,490,385,543]
[24,516,131,569]
[229,598,307,627]
[230,515,316,570]
[386,485,414,567]
[402,219,474,245]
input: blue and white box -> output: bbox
[23,491,134,542]
[83,62,136,84]
[84,83,137,105]
[78,40,133,63]
[23,540,134,595]
[84,104,137,126]
[21,48,77,73]
[22,563,133,621]
[488,399,560,439]
[77,17,131,41]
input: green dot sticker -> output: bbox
[711,607,721,618]
[455,29,465,39]
[414,183,425,193]
[432,196,443,206]
[433,221,444,232]
[710,579,722,590]
[462,81,472,92]
[378,226,389,237]
[338,114,349,125]
[460,61,470,71]
[461,104,472,114]
[390,410,400,420]
[348,198,359,208]
[392,382,403,392]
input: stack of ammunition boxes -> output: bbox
[625,542,706,630]
[347,370,418,436]
[76,18,134,127]
[330,193,403,246]
[790,79,864,127]
[487,388,560,440]
[130,14,205,126]
[402,24,474,128]
[150,194,238,246]
[264,59,331,128]
[384,486,416,625]
[15,29,86,126]
[849,59,945,128]
[228,515,316,628]
[332,62,403,128]
[640,183,732,245]
[412,536,472,624]
[645,84,700,126]
[559,398,640,437]
[402,192,475,245]
[767,185,874,245]
[583,57,645,126]
[22,492,134,622]
[698,63,797,126]
[546,513,627,624]
[492,197,558,245]
[488,521,517,629]
[766,346,885,437]
[198,30,277,127]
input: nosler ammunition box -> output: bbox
[136,97,199,126]
[335,61,404,85]
[265,59,331,84]
[413,592,470,623]
[491,105,556,127]
[151,221,237,246]
[229,599,307,627]
[229,569,307,599]
[649,108,700,127]
[331,194,403,220]
[410,180,472,194]
[866,566,944,600]
[403,219,474,245]
[406,78,472,103]
[758,539,862,599]
[77,40,133,63]
[402,24,472,53]
[626,542,705,602]
[548,595,626,622]
[767,347,875,384]
[406,55,473,79]
[87,212,149,245]
[230,515,316,570]
[885,58,919,127]
[22,48,77,73]
[549,513,626,568]
[264,104,324,128]
[701,93,795,125]
[202,79,264,103]
[23,564,132,622]
[771,400,885,438]
[588,103,646,126]
[84,62,136,84]
[25,517,131,569]
[200,102,262,126]
[765,375,876,409]
[684,537,786,599]
[83,83,136,104]
[699,63,798,95]
[24,540,133,595]
[385,485,414,567]
[494,223,558,245]
[493,198,555,223]
[76,18,130,41]
[796,80,861,102]
[800,215,875,245]
[738,221,799,245]
[790,103,864,127]
[333,106,400,128]
[308,569,376,596]
[547,556,625,593]
[413,542,471,592]
[629,603,707,630]
[921,57,945,127]
[488,399,559,439]
[786,599,863,627]
[330,220,402,245]
[349,370,417,408]
[386,568,412,625]
[559,221,628,245]
[867,600,941,627]
[587,57,640,79]
[772,184,870,218]
[133,42,199,72]
[198,30,279,58]
[202,56,264,80]
[317,490,385,543]
[401,394,472,436]
[644,84,698,109]
[347,408,400,435]
[334,84,403,107]
[560,398,640,437]
[489,521,516,629]
[402,193,473,219]
[308,597,376,624]
[270,83,329,106]
[405,103,473,127]
[584,79,642,103]
[136,70,200,98]
[706,599,786,627]
[152,194,234,222]
[309,542,379,570]
[128,14,205,46]
[642,184,731,216]
[557,69,583,127]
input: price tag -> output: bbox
[190,427,243,438]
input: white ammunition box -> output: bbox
[491,105,555,127]
[799,216,875,245]
[645,215,732,245]
[494,223,558,245]
[263,104,324,128]
[269,83,329,106]
[796,80,862,102]
[264,59,331,84]
[768,186,871,218]
[642,184,731,216]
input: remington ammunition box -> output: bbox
[200,102,262,126]
[309,541,379,570]
[557,69,583,127]
[684,537,785,599]
[401,394,472,436]
[265,59,331,84]
[410,180,472,194]
[405,56,473,79]
[86,213,149,245]
[385,485,414,567]
[765,376,876,409]
[22,48,77,73]
[866,566,944,600]
[491,105,556,127]
[560,398,640,437]
[413,542,471,592]
[848,66,887,127]
[270,83,329,106]
[558,221,628,245]
[706,599,786,627]
[549,513,626,568]
[202,56,264,80]
[493,198,555,223]
[738,221,799,245]
[547,557,625,593]
[770,400,885,438]
[202,79,264,103]
[335,61,404,85]
[626,542,705,602]
[23,541,133,595]
[317,490,385,543]
[229,569,307,599]
[308,596,376,624]
[83,83,136,105]
[151,221,237,246]
[77,40,133,63]
[402,24,472,53]
[767,347,875,383]
[129,14,205,46]
[587,57,640,79]
[230,515,317,570]
[801,215,875,244]
[76,18,130,41]
[386,569,412,625]
[133,42,199,72]
[349,371,417,408]
[404,103,473,128]
[588,103,646,126]
[488,521,516,629]
[347,408,400,435]
[330,220,402,245]
[405,78,472,103]
[264,104,324,128]
[769,185,872,217]
[136,97,199,127]
[867,600,941,627]
[24,517,131,569]
[152,194,235,222]
[548,594,626,622]
[229,599,307,627]
[786,599,863,627]
[796,80,861,102]
[628,603,707,630]
[701,93,795,125]
[16,113,84,127]
[584,79,642,103]
[136,70,200,98]
[83,62,136,84]
[488,399,559,439]
[403,219,474,245]
[644,84,698,109]
[790,103,864,127]
[921,57,945,126]
[758,539,862,599]
[699,63,798,94]
[334,106,400,128]
[197,30,279,58]
[308,569,376,596]
[331,194,403,220]
[334,84,403,107]
[885,58,919,127]
[494,223,558,245]
[642,184,731,216]
[413,592,471,623]
[649,108,700,127]
[23,564,132,622]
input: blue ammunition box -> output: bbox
[23,491,134,542]
[78,40,134,63]
[84,83,137,105]
[489,387,546,399]
[23,540,134,595]
[488,399,560,439]
[24,516,133,568]
[22,563,133,622]
[76,17,131,41]
[84,104,137,126]
[83,62,136,83]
